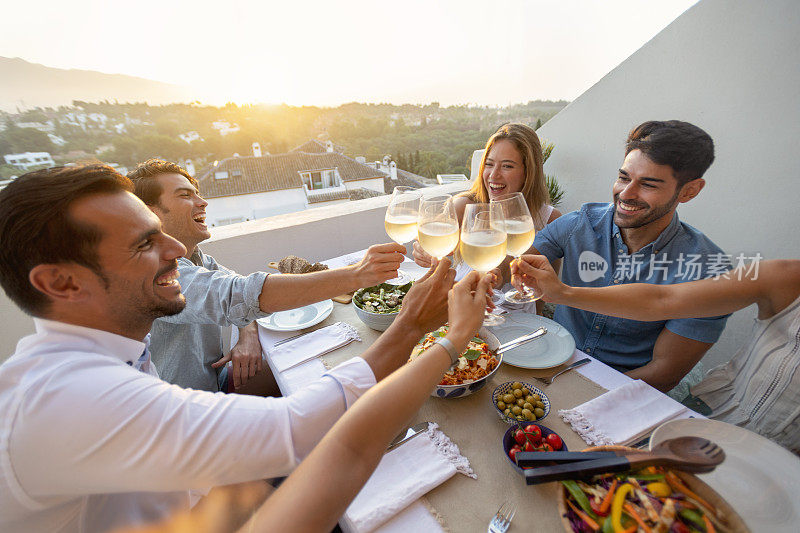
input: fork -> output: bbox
[488,501,516,533]
[533,358,591,386]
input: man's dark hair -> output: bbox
[0,164,133,316]
[625,120,715,185]
[127,159,197,206]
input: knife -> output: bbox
[496,327,548,355]
[386,422,429,452]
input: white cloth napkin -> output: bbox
[339,423,475,533]
[266,322,361,373]
[559,379,689,446]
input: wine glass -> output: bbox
[417,195,459,261]
[383,186,421,284]
[460,202,507,326]
[491,192,540,303]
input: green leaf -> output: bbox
[463,349,481,360]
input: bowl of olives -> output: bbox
[492,381,550,424]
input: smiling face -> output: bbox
[612,149,683,229]
[482,139,526,201]
[149,173,210,256]
[68,191,188,336]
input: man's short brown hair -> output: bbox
[0,164,133,316]
[127,159,197,206]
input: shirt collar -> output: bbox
[611,211,681,253]
[33,318,147,367]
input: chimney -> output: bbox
[325,140,334,153]
[252,142,262,157]
[389,161,398,181]
[184,159,196,176]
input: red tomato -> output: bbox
[508,448,519,462]
[513,429,526,446]
[523,441,535,452]
[542,443,553,452]
[529,436,543,447]
[523,424,542,438]
[511,444,521,451]
[546,433,563,450]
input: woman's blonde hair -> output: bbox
[462,123,550,228]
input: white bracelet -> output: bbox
[435,337,460,365]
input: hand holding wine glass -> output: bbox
[492,192,540,303]
[460,202,507,326]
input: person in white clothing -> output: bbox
[0,163,455,532]
[512,254,800,452]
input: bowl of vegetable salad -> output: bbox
[352,282,412,331]
[557,445,749,533]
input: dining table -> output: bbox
[252,250,700,532]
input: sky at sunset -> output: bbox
[1,0,698,107]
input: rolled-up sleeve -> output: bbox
[285,358,377,459]
[160,258,268,327]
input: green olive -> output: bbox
[523,402,533,411]
[512,382,523,390]
[525,395,536,404]
[521,387,530,396]
[496,401,506,410]
[517,415,525,421]
[503,393,515,404]
[532,394,541,402]
[536,401,545,409]
[534,407,545,418]
[504,408,512,416]
[512,406,522,415]
[513,389,523,398]
[521,408,533,420]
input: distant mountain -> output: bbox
[0,57,199,112]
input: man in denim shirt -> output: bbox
[528,121,730,392]
[128,160,407,392]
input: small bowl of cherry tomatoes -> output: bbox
[502,423,567,474]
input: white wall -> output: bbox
[536,0,800,367]
[206,189,307,226]
[345,177,385,194]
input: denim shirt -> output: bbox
[149,249,268,391]
[533,203,730,372]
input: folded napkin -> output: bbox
[266,322,361,373]
[559,379,688,446]
[340,423,475,533]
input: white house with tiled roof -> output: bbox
[198,142,400,226]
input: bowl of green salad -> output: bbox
[352,282,412,331]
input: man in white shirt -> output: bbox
[0,163,454,533]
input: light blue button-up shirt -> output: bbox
[533,202,731,372]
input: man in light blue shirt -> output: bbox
[530,120,730,392]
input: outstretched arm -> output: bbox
[512,256,800,321]
[246,271,492,532]
[259,243,407,313]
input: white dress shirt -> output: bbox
[0,318,376,533]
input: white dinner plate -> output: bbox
[650,418,800,532]
[488,313,576,369]
[257,300,334,332]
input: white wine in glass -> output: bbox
[384,186,421,244]
[383,186,421,284]
[417,195,459,260]
[492,192,539,303]
[461,203,507,326]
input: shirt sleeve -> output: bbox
[665,315,730,343]
[9,355,374,499]
[532,210,575,262]
[160,260,268,327]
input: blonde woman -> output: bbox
[413,123,561,286]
